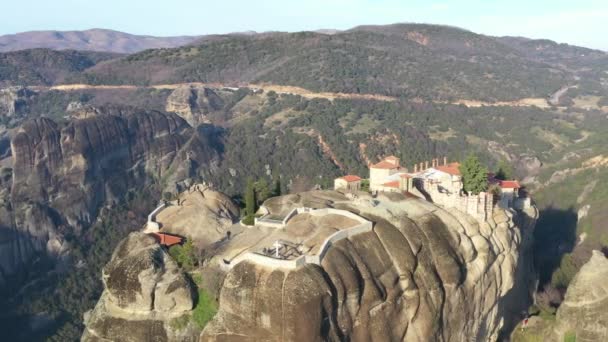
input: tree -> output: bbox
[495,159,514,180]
[244,178,256,217]
[254,179,271,204]
[459,154,488,195]
[169,238,198,271]
[272,176,281,197]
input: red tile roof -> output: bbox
[149,232,183,247]
[371,160,400,169]
[340,175,362,182]
[499,180,521,189]
[399,173,413,179]
[436,162,461,176]
[382,180,400,188]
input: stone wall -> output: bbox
[415,178,494,222]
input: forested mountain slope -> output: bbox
[77,24,579,101]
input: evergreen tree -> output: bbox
[272,176,281,197]
[495,159,514,180]
[255,179,271,204]
[245,178,256,216]
[459,154,489,195]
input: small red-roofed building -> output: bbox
[497,179,521,208]
[148,232,184,247]
[334,175,362,191]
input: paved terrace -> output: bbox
[221,207,373,270]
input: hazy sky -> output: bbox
[1,0,606,50]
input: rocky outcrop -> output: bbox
[0,86,35,117]
[554,250,608,341]
[155,185,239,248]
[0,106,224,288]
[165,86,224,127]
[201,191,538,341]
[82,232,197,342]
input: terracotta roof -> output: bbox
[371,160,400,169]
[384,155,399,161]
[399,173,413,179]
[435,162,461,176]
[340,175,362,182]
[148,232,183,247]
[499,180,521,189]
[382,180,400,188]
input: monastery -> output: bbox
[334,155,529,221]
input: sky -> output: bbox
[1,0,606,50]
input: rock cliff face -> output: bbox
[81,190,536,341]
[201,191,537,341]
[554,250,608,341]
[165,86,224,127]
[0,86,35,117]
[0,106,223,288]
[82,232,197,342]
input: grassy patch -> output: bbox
[192,288,217,329]
[564,331,576,342]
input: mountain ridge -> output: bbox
[0,28,202,54]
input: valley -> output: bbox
[0,22,607,341]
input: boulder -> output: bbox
[554,250,608,341]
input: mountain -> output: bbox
[0,29,201,54]
[75,24,608,102]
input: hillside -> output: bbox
[0,29,201,54]
[74,24,608,102]
[0,48,119,86]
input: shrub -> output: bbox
[170,314,190,331]
[168,239,198,271]
[242,215,255,226]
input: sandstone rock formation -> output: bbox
[0,86,35,117]
[0,105,223,287]
[155,185,239,248]
[82,232,197,342]
[554,250,608,341]
[200,190,537,341]
[165,86,224,127]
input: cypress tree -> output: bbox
[245,178,256,217]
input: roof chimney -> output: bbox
[444,156,447,165]
[425,160,429,169]
[414,164,418,172]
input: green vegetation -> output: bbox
[242,178,256,225]
[459,154,488,195]
[169,314,190,331]
[550,253,578,289]
[1,185,161,341]
[192,288,217,329]
[495,159,514,180]
[360,179,370,192]
[168,238,198,271]
[564,331,576,342]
